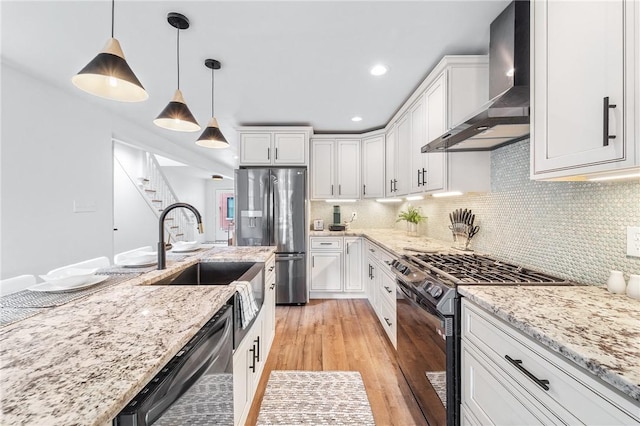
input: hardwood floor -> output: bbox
[246,299,428,425]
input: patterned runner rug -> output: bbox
[426,371,447,408]
[257,370,375,425]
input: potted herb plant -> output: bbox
[397,205,426,235]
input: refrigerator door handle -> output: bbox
[276,254,305,261]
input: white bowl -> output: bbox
[172,241,200,252]
[39,268,98,288]
[118,251,157,266]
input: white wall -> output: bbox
[1,64,113,278]
[0,62,226,278]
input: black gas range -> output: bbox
[391,252,571,426]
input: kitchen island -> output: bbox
[0,246,275,426]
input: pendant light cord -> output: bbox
[211,68,215,117]
[111,0,115,38]
[176,28,180,90]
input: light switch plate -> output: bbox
[627,226,640,257]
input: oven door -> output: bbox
[115,305,234,426]
[396,280,456,426]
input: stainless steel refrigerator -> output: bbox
[234,168,307,304]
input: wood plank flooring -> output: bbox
[246,299,428,425]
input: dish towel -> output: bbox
[233,281,259,329]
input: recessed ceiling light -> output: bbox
[351,116,363,122]
[370,64,388,76]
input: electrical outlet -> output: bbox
[627,226,640,257]
[352,211,357,221]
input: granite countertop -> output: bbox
[309,228,456,256]
[458,285,640,402]
[0,246,275,426]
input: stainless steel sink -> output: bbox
[153,262,262,285]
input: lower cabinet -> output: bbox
[233,256,276,426]
[309,236,364,298]
[461,299,640,425]
[364,240,397,348]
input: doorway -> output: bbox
[215,188,235,244]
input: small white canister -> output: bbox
[606,270,626,294]
[626,274,640,300]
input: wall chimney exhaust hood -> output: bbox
[422,0,530,153]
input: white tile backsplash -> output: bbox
[310,139,640,285]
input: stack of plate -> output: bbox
[171,241,201,253]
[116,251,158,268]
[32,268,108,292]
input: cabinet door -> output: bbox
[385,127,397,197]
[310,252,342,291]
[344,237,363,292]
[532,0,627,176]
[336,140,361,198]
[310,140,335,199]
[233,327,254,425]
[274,133,306,165]
[240,133,272,165]
[424,74,446,192]
[461,343,557,425]
[395,113,411,196]
[361,135,385,198]
[410,95,427,194]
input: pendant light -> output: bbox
[72,0,148,102]
[196,59,229,148]
[154,13,200,132]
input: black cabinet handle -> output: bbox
[384,285,393,294]
[270,283,276,290]
[267,147,270,160]
[339,184,341,195]
[249,345,256,372]
[331,184,334,195]
[268,265,275,272]
[417,169,422,187]
[603,96,617,146]
[390,179,393,193]
[275,147,278,160]
[505,355,550,391]
[363,184,366,196]
[421,168,427,186]
[254,336,261,362]
[384,317,392,326]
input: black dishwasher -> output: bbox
[114,303,233,426]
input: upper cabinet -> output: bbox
[531,0,639,180]
[238,127,312,166]
[361,134,386,199]
[310,137,361,200]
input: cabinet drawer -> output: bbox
[462,300,640,424]
[377,269,396,308]
[310,237,343,250]
[365,241,394,266]
[377,292,397,349]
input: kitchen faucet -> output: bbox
[158,202,204,269]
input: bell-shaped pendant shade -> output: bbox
[196,117,229,148]
[72,38,148,102]
[154,89,201,132]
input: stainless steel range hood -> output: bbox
[422,0,530,153]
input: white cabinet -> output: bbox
[384,125,397,197]
[461,299,640,426]
[344,237,363,292]
[309,236,365,298]
[364,239,397,348]
[423,74,447,192]
[310,138,360,200]
[361,134,386,199]
[385,114,411,197]
[233,258,276,426]
[531,0,639,180]
[310,251,342,292]
[238,127,311,166]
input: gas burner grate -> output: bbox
[412,253,570,285]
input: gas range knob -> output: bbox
[429,286,443,298]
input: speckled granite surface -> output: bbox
[0,246,275,426]
[310,229,455,256]
[458,285,640,402]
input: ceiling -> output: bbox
[1,0,510,176]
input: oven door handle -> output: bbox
[396,280,443,319]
